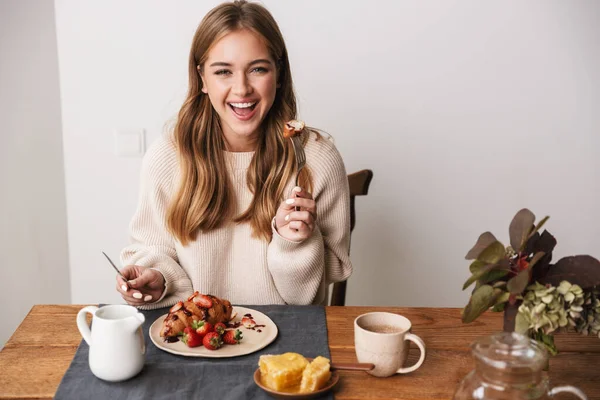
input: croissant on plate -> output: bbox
[160,291,233,338]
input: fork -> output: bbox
[289,134,306,212]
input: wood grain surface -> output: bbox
[1,305,598,399]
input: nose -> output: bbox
[232,73,252,97]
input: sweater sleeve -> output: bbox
[267,135,353,305]
[120,136,193,310]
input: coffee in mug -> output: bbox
[361,324,404,334]
[354,312,426,377]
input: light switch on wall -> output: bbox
[114,129,145,157]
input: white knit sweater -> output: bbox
[120,132,352,308]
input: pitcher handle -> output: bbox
[549,386,588,400]
[76,305,98,346]
[396,333,426,374]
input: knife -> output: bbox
[102,251,129,291]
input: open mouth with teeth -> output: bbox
[228,101,257,118]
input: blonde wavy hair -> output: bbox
[167,0,313,245]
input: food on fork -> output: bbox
[160,291,232,338]
[283,119,305,138]
[258,352,332,393]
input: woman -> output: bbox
[116,0,352,307]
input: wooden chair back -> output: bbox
[330,169,373,306]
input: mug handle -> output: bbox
[76,305,98,347]
[396,333,426,374]
[549,386,588,400]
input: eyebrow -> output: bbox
[208,59,273,68]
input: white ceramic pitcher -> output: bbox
[77,305,146,382]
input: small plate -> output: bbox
[253,361,340,399]
[149,306,277,358]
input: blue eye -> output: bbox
[215,69,231,76]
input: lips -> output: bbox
[228,100,258,120]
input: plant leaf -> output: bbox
[463,264,493,290]
[466,232,498,260]
[469,260,487,273]
[493,280,507,288]
[527,230,557,255]
[528,251,546,269]
[509,208,536,251]
[507,269,530,294]
[538,255,600,290]
[524,231,540,255]
[536,331,558,356]
[462,285,499,323]
[515,311,529,334]
[482,259,511,285]
[527,216,549,240]
[492,303,506,312]
[480,269,510,285]
[462,274,479,291]
[494,291,510,305]
[477,241,506,264]
[462,263,508,290]
[489,292,508,312]
[528,231,557,283]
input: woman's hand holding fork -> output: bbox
[274,186,316,242]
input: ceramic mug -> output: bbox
[354,312,426,377]
[77,304,146,382]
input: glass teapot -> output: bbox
[453,332,587,400]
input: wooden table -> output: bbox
[1,305,599,399]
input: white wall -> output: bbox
[0,0,70,348]
[54,0,600,307]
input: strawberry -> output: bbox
[223,329,243,345]
[169,301,183,313]
[192,294,213,308]
[242,316,256,328]
[202,332,223,350]
[187,291,200,302]
[214,322,227,335]
[193,320,213,338]
[191,320,202,331]
[182,327,202,348]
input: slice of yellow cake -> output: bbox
[258,352,309,391]
[299,356,332,393]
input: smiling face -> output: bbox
[200,29,278,152]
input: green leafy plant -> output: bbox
[462,208,600,354]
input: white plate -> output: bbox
[149,306,278,358]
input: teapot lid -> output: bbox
[472,332,548,371]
